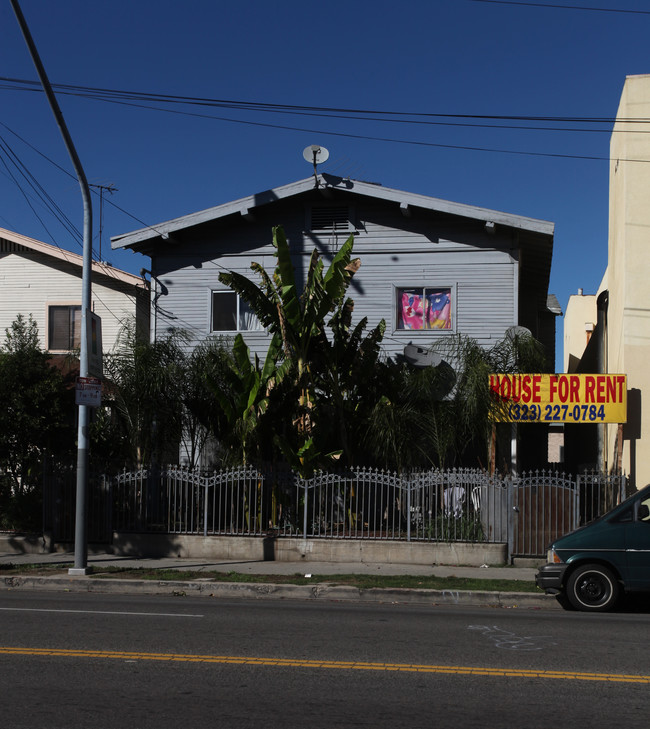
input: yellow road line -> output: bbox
[1,647,648,683]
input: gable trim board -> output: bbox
[111,175,554,250]
[1,228,145,288]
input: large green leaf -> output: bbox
[218,270,277,330]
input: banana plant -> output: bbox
[316,297,387,464]
[207,333,282,465]
[218,226,361,474]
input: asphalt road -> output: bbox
[2,591,650,728]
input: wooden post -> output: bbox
[615,423,624,473]
[489,424,496,475]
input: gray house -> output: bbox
[111,174,556,365]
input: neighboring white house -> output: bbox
[0,227,149,353]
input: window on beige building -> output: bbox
[47,304,81,351]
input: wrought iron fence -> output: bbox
[41,464,629,557]
[43,467,112,544]
[104,465,629,556]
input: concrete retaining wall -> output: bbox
[112,533,507,566]
[2,533,507,566]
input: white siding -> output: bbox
[0,250,147,352]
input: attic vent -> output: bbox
[309,206,351,232]
[0,239,27,253]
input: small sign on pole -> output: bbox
[87,311,103,378]
[75,376,102,408]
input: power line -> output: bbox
[6,76,650,167]
[71,93,648,164]
[2,75,646,126]
[4,73,650,267]
[4,84,650,273]
[0,120,75,178]
[0,121,169,240]
[468,0,650,14]
[0,146,129,325]
[0,150,59,244]
[0,133,81,243]
[0,129,148,328]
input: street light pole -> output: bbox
[11,0,94,574]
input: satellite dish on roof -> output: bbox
[303,144,329,165]
[403,344,442,368]
[303,145,329,187]
[505,325,532,341]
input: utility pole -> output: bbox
[11,0,94,574]
[91,182,117,262]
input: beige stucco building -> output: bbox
[565,74,650,488]
[564,290,597,374]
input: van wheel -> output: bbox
[555,592,574,611]
[566,564,620,612]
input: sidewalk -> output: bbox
[0,549,558,610]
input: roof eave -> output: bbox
[0,227,146,288]
[111,175,554,251]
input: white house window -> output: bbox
[211,291,262,332]
[308,205,352,232]
[48,304,82,350]
[396,287,453,331]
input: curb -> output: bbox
[1,574,560,609]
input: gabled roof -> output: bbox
[111,174,554,250]
[0,227,145,288]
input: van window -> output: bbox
[637,498,650,523]
[613,505,633,523]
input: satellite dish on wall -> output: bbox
[505,325,532,341]
[436,360,457,394]
[402,345,457,398]
[403,344,442,368]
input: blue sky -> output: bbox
[2,0,650,368]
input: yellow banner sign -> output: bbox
[489,374,627,424]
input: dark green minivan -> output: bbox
[536,483,650,611]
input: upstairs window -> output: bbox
[308,205,352,232]
[396,287,453,331]
[211,291,262,332]
[48,304,82,351]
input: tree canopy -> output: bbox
[0,315,76,529]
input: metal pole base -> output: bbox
[68,567,92,576]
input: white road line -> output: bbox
[0,607,203,618]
